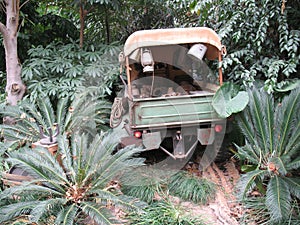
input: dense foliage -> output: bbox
[193,0,300,93]
[21,42,121,102]
[0,0,299,224]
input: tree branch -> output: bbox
[0,22,7,36]
[20,0,30,9]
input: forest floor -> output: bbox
[184,160,243,225]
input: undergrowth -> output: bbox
[127,200,205,225]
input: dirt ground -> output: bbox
[180,160,243,225]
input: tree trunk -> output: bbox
[105,9,110,44]
[79,3,88,49]
[0,0,25,106]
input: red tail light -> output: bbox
[134,131,142,138]
[214,125,223,133]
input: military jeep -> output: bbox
[110,27,227,161]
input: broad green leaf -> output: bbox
[212,82,249,118]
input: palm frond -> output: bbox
[7,147,69,192]
[0,201,38,223]
[0,124,38,142]
[91,189,147,212]
[0,104,23,118]
[30,198,67,223]
[266,176,291,222]
[235,107,257,146]
[64,92,110,134]
[36,95,55,128]
[81,201,115,225]
[55,204,78,225]
[64,92,91,131]
[21,100,48,130]
[91,146,145,189]
[58,134,76,182]
[275,87,300,155]
[89,132,119,165]
[284,120,300,157]
[283,177,300,199]
[271,156,288,176]
[114,194,147,212]
[0,182,63,201]
[56,97,69,128]
[286,156,300,170]
[73,134,89,185]
[234,143,261,165]
[247,88,271,156]
[237,169,267,199]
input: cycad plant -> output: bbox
[0,132,145,224]
[0,90,111,146]
[235,87,300,223]
[168,171,216,204]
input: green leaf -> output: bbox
[212,82,249,118]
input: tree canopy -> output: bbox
[0,0,299,102]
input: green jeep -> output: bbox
[110,27,227,161]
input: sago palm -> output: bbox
[0,132,146,224]
[0,90,111,145]
[235,87,300,223]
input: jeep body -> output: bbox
[110,27,226,159]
